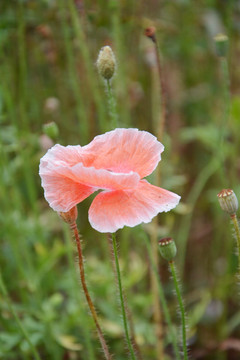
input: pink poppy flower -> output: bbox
[39,128,180,233]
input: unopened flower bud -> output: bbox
[214,33,228,57]
[158,237,177,262]
[217,189,238,216]
[43,122,59,140]
[58,206,78,225]
[96,46,116,80]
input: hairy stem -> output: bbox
[71,222,112,360]
[106,80,118,128]
[169,261,188,360]
[111,233,136,360]
[231,214,240,273]
[107,234,142,360]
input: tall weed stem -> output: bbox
[111,233,137,360]
[70,222,112,360]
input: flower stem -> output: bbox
[106,80,118,129]
[143,234,181,360]
[70,222,112,360]
[107,234,142,360]
[0,272,41,360]
[111,233,136,360]
[169,261,188,360]
[231,214,240,273]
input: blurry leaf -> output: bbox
[0,332,21,352]
[57,335,82,351]
[100,319,122,337]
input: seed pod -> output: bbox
[158,237,177,262]
[214,33,228,57]
[217,189,238,216]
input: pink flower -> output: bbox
[39,128,180,233]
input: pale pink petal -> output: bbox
[39,144,95,212]
[40,174,95,212]
[88,180,181,233]
[40,144,85,168]
[82,128,164,178]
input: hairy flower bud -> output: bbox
[214,33,228,57]
[217,189,238,216]
[96,46,116,80]
[58,206,78,225]
[158,237,177,262]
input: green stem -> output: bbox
[231,214,240,273]
[111,233,136,360]
[0,273,41,360]
[169,261,188,360]
[144,234,181,360]
[106,80,118,128]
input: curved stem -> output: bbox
[0,273,41,360]
[71,223,112,360]
[169,261,188,360]
[111,233,136,360]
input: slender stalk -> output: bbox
[231,214,240,272]
[63,225,95,360]
[0,272,41,360]
[111,233,137,360]
[106,80,118,128]
[146,27,166,359]
[169,261,188,360]
[70,222,112,360]
[107,234,142,360]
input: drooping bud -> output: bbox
[43,122,59,140]
[58,206,78,225]
[144,26,156,43]
[214,33,228,57]
[158,237,177,262]
[217,189,238,216]
[96,46,116,80]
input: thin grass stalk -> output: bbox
[177,158,220,276]
[68,0,107,132]
[0,272,41,360]
[147,28,166,359]
[111,3,131,126]
[169,261,188,360]
[107,234,142,360]
[70,222,112,360]
[63,225,96,360]
[143,233,181,360]
[111,233,137,360]
[60,0,89,142]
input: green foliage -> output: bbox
[0,0,240,359]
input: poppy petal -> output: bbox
[88,180,180,233]
[83,128,164,178]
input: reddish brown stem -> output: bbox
[70,222,112,360]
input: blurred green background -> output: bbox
[1,0,240,359]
